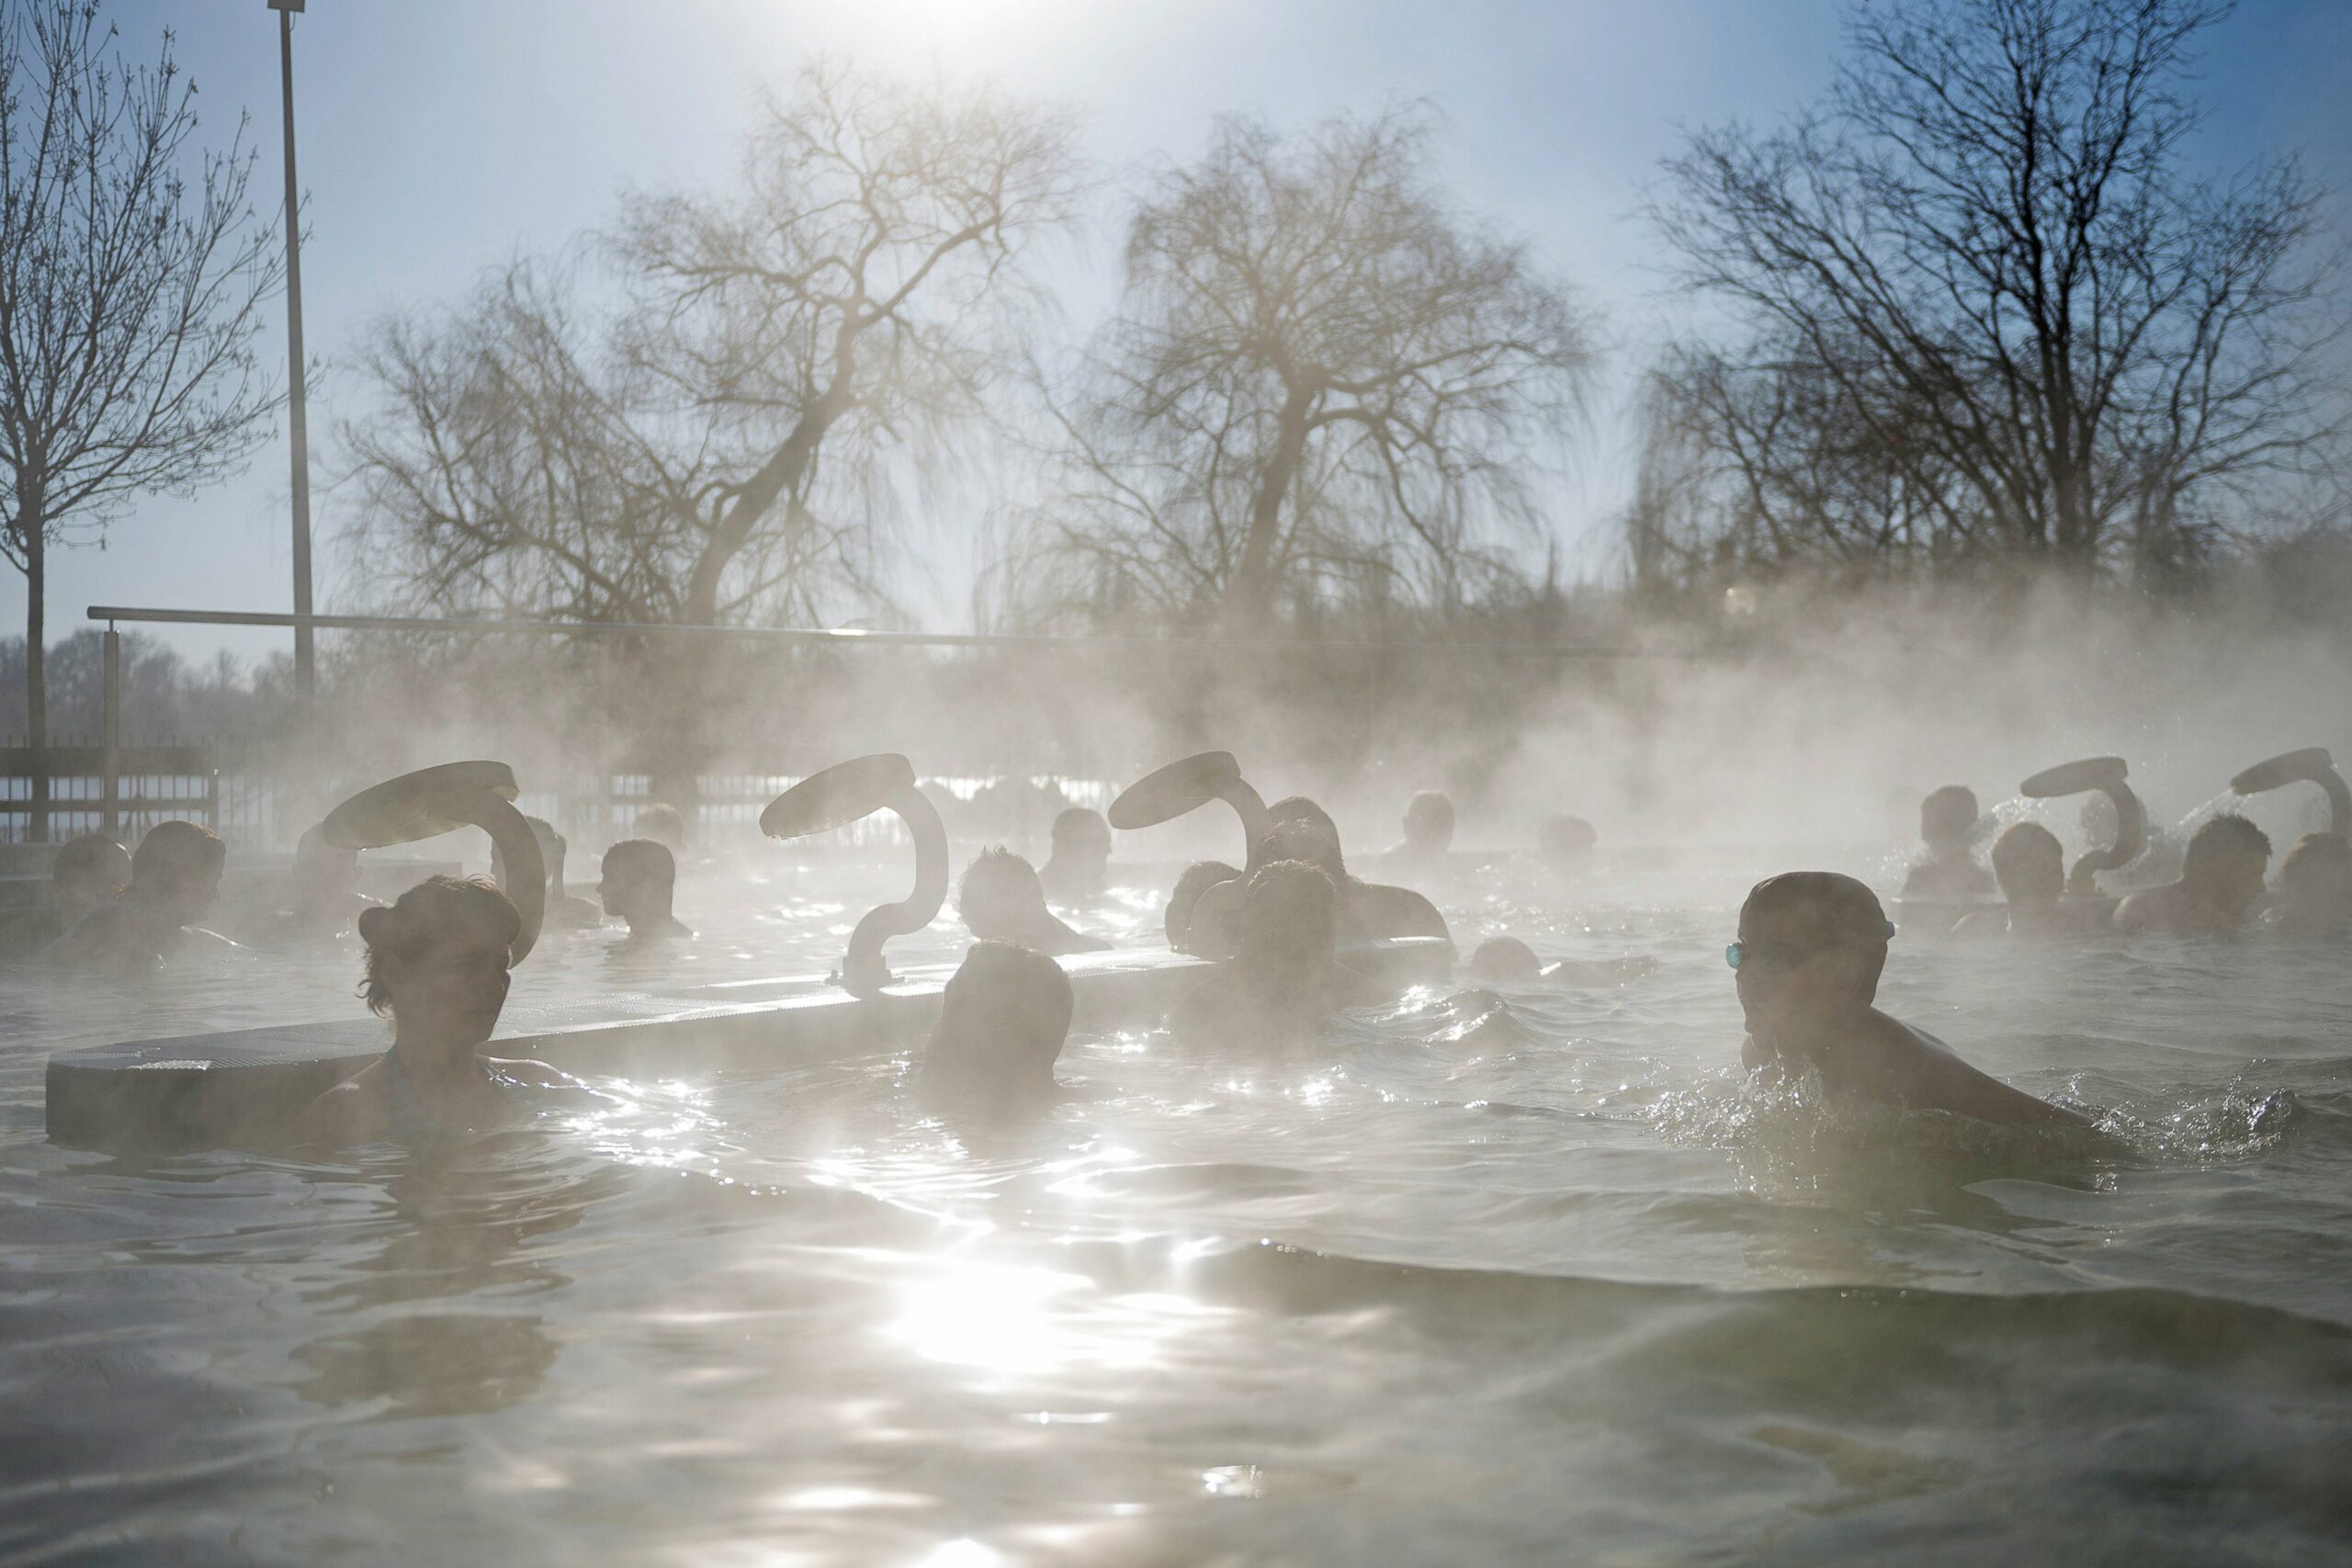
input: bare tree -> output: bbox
[0,3,281,834]
[345,62,1085,642]
[1647,0,2341,581]
[1009,108,1594,633]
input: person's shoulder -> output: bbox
[288,1070,383,1148]
[2113,883,2178,932]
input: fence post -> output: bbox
[101,629,121,840]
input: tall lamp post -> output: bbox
[269,0,314,701]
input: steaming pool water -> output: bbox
[5,854,2349,1565]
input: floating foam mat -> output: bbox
[46,937,1453,1151]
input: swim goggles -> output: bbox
[1725,920,1896,971]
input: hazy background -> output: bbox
[10,0,2349,669]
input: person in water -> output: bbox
[2263,831,2351,938]
[958,847,1110,956]
[256,826,382,945]
[1956,821,2106,940]
[1464,934,1658,987]
[2115,814,2271,937]
[1900,785,1995,902]
[289,876,568,1146]
[1539,814,1598,876]
[1038,807,1114,902]
[50,820,235,973]
[1263,795,1452,946]
[917,940,1074,1123]
[1164,859,1241,954]
[1384,790,1456,865]
[597,839,694,945]
[0,834,130,955]
[1175,860,1387,1047]
[1734,871,2088,1128]
[493,817,603,931]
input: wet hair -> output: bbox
[130,820,225,888]
[2185,813,2271,871]
[356,874,519,1015]
[959,846,1043,923]
[1742,872,1892,962]
[54,833,130,889]
[922,941,1074,1111]
[1540,814,1598,860]
[1466,935,1541,985]
[1050,807,1111,849]
[1989,821,2064,903]
[1921,785,1981,844]
[1261,798,1348,879]
[632,802,687,850]
[1241,859,1339,963]
[1166,859,1240,950]
[1403,791,1455,846]
[602,838,676,897]
[2279,831,2351,894]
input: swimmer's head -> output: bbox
[1734,872,1891,1038]
[52,834,130,927]
[631,803,687,852]
[1166,859,1240,953]
[2183,813,2271,919]
[1539,814,1597,872]
[1990,821,2064,909]
[292,824,360,903]
[1466,935,1541,986]
[958,847,1047,942]
[357,874,518,1046]
[130,820,226,926]
[1045,807,1113,892]
[598,838,677,926]
[1261,797,1347,881]
[1402,791,1455,852]
[2276,831,2352,932]
[1240,859,1339,971]
[1920,785,1980,847]
[921,940,1073,1121]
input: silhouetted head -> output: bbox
[52,834,130,928]
[958,847,1049,942]
[1166,859,1240,953]
[130,820,227,928]
[1262,797,1347,881]
[2275,831,2352,933]
[1539,814,1597,872]
[1402,791,1455,853]
[1989,821,2064,910]
[921,941,1074,1121]
[290,824,360,906]
[2182,814,2271,920]
[1466,935,1541,986]
[1239,859,1339,973]
[1043,807,1113,895]
[1920,785,1980,848]
[1733,872,1891,1040]
[598,839,677,927]
[358,875,517,1052]
[632,803,687,853]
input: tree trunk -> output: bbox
[1227,384,1315,633]
[25,524,47,842]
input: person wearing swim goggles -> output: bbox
[1731,872,2088,1129]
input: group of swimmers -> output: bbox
[1899,784,2352,940]
[24,759,2350,1150]
[0,811,700,976]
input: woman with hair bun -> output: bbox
[290,875,567,1147]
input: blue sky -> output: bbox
[12,0,2347,667]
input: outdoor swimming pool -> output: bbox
[5,852,2348,1565]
